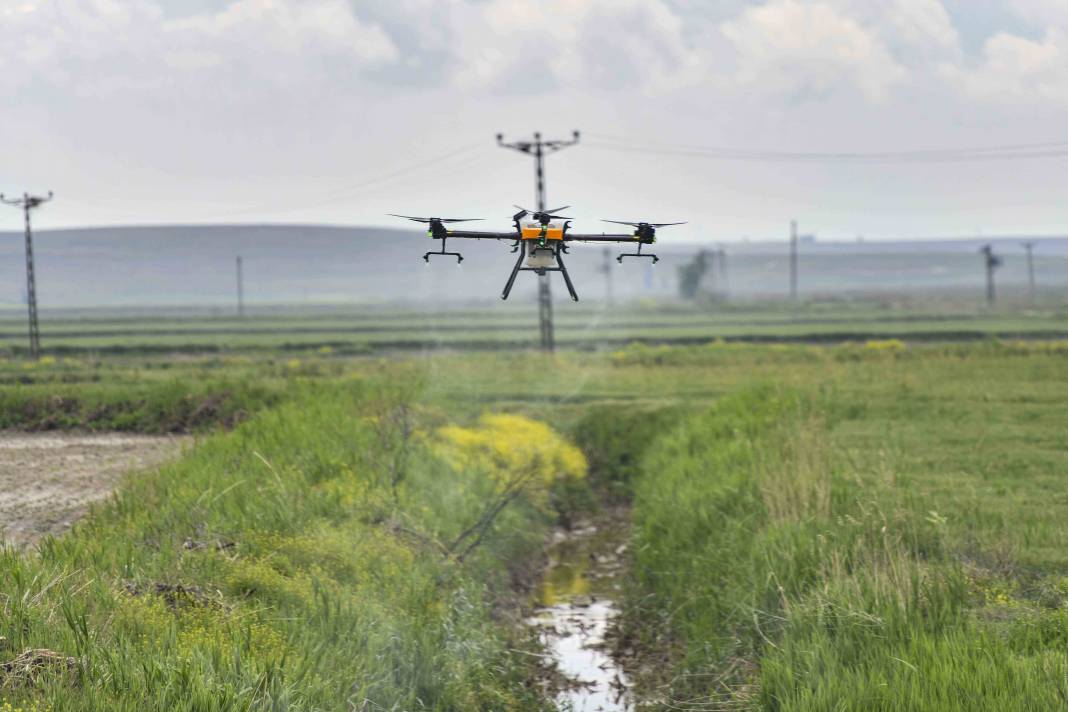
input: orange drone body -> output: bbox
[519,221,565,240]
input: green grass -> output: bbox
[3,336,1068,709]
[0,375,567,710]
[619,343,1068,710]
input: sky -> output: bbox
[3,0,1068,242]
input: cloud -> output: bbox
[882,0,960,51]
[0,0,398,99]
[719,0,907,102]
[170,0,397,65]
[444,0,703,92]
[944,27,1068,103]
[1007,0,1068,29]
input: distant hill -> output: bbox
[0,224,613,309]
[0,225,1064,310]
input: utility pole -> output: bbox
[717,247,728,300]
[600,247,614,305]
[789,219,799,302]
[1022,242,1036,304]
[1,191,52,359]
[236,255,245,317]
[980,244,1002,306]
[497,130,581,353]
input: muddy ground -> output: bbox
[0,433,188,548]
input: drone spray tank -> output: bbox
[515,206,569,272]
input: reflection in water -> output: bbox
[528,520,632,711]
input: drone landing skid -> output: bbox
[424,250,463,264]
[617,242,659,264]
[500,247,579,302]
[617,252,659,264]
[424,236,463,264]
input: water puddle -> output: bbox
[528,516,633,711]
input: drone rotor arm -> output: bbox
[563,233,648,243]
[442,229,518,241]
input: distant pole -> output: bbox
[1,191,52,358]
[980,244,1001,306]
[600,247,614,305]
[1022,242,1036,303]
[497,130,581,353]
[717,247,728,299]
[236,255,245,317]
[790,220,799,302]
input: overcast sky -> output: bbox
[3,0,1068,242]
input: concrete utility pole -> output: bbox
[1022,242,1036,303]
[790,219,799,302]
[716,247,728,299]
[600,247,614,305]
[497,130,581,353]
[1,191,52,359]
[236,255,245,318]
[980,244,1002,306]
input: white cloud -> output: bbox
[170,0,397,65]
[883,0,960,51]
[1007,0,1068,29]
[944,27,1068,103]
[719,0,907,102]
[445,0,703,92]
[0,0,398,98]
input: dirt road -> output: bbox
[0,433,187,548]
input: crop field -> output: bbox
[1,329,1067,710]
[1,298,1068,355]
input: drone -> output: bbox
[390,206,684,301]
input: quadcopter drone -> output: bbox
[390,206,684,301]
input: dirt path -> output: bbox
[0,433,188,548]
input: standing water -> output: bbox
[528,516,633,711]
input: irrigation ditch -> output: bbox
[528,511,634,711]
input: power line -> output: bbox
[585,132,1068,164]
[202,141,491,219]
[1,191,53,358]
[60,141,492,224]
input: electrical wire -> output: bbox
[584,131,1068,164]
[201,140,491,220]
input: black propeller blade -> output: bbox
[389,214,482,224]
[513,205,571,215]
[602,220,687,228]
[514,205,573,225]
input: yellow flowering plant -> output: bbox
[434,413,587,495]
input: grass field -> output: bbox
[1,297,1067,355]
[1,329,1067,709]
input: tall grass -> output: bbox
[622,383,1068,710]
[0,377,571,710]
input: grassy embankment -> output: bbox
[0,363,594,710]
[4,338,1068,709]
[616,340,1068,710]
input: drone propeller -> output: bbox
[602,220,687,228]
[514,205,570,215]
[388,214,482,224]
[514,205,573,222]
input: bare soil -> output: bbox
[0,433,187,548]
